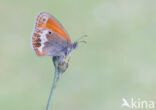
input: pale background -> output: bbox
[0,0,156,110]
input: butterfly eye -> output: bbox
[65,51,68,56]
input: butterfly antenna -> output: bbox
[72,34,87,49]
[76,34,87,42]
[79,40,87,44]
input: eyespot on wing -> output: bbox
[35,12,71,43]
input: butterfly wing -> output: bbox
[32,12,72,56]
[35,12,71,43]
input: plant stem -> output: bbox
[46,56,59,110]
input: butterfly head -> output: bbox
[64,36,86,56]
[64,42,78,56]
[72,42,78,50]
[70,34,87,51]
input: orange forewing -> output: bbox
[36,12,71,43]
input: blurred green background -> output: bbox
[0,0,156,110]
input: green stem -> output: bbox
[46,57,59,110]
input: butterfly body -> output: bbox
[31,12,76,56]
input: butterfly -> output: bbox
[31,12,78,57]
[31,12,87,110]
